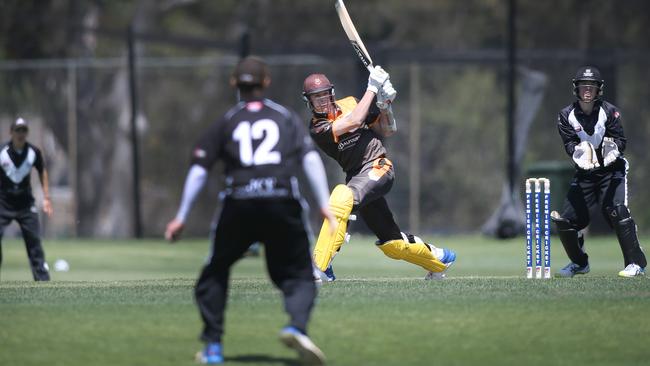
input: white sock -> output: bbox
[433,247,445,260]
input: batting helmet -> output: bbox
[302,74,336,117]
[572,66,604,101]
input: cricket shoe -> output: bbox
[323,264,336,282]
[556,262,590,278]
[279,326,326,366]
[618,264,646,278]
[425,248,456,280]
[195,342,223,364]
[312,264,335,283]
[439,247,457,266]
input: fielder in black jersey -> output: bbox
[553,66,646,278]
[165,57,332,365]
[0,118,52,281]
[302,67,456,281]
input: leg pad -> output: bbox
[377,239,447,272]
[609,205,647,268]
[313,185,354,271]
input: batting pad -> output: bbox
[378,239,447,273]
[313,184,354,271]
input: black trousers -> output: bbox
[0,204,50,281]
[561,159,628,230]
[560,158,646,267]
[195,198,316,343]
[346,157,402,243]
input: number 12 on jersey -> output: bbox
[232,119,282,166]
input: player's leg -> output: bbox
[194,200,255,362]
[347,158,448,274]
[314,157,396,274]
[396,233,455,263]
[552,177,593,277]
[360,197,447,273]
[263,199,324,365]
[16,207,49,281]
[312,184,354,271]
[0,207,13,277]
[600,161,646,276]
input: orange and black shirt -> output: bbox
[309,96,386,173]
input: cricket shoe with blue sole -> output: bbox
[618,263,645,278]
[556,262,590,278]
[195,342,223,364]
[323,264,336,282]
[279,326,326,365]
[312,264,335,283]
[439,247,456,266]
[425,247,456,280]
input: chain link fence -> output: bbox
[1,55,649,238]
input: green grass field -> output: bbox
[1,235,649,366]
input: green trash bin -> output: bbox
[525,160,575,213]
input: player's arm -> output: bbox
[331,90,376,136]
[605,108,626,153]
[558,112,599,170]
[369,75,397,137]
[601,107,626,166]
[165,123,220,242]
[165,164,208,241]
[371,108,397,137]
[557,112,580,156]
[292,111,336,229]
[303,151,335,230]
[332,66,389,137]
[34,148,52,217]
[38,169,52,217]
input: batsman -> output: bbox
[302,66,456,280]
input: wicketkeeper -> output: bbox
[302,66,456,281]
[553,66,646,278]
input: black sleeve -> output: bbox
[364,96,380,126]
[605,108,626,154]
[557,112,580,156]
[190,120,223,170]
[33,146,44,174]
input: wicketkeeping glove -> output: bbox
[601,137,620,167]
[572,141,600,170]
[367,65,389,94]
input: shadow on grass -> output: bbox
[224,354,300,365]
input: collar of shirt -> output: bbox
[573,100,602,117]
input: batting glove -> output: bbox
[376,79,397,109]
[602,137,620,167]
[572,141,599,170]
[367,65,389,94]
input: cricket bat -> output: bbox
[335,0,397,132]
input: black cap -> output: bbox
[232,56,269,86]
[11,117,29,131]
[573,66,603,84]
